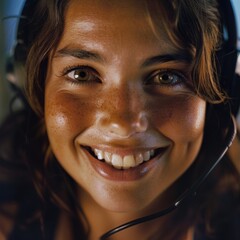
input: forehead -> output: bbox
[59,0,177,53]
[68,0,149,17]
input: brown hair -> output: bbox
[20,0,238,239]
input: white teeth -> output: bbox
[123,155,135,169]
[94,149,104,160]
[92,148,156,169]
[111,154,123,169]
[135,153,144,165]
[104,152,112,164]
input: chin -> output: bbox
[85,181,161,214]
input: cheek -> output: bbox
[150,95,206,141]
[45,92,96,147]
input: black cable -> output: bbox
[99,115,237,240]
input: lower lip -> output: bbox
[83,148,167,181]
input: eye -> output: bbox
[146,70,185,86]
[64,66,101,84]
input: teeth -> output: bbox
[111,154,123,169]
[104,152,112,164]
[136,153,144,165]
[123,155,135,169]
[92,148,156,169]
[143,151,150,161]
[94,149,104,160]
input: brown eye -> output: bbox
[151,71,183,85]
[72,69,91,82]
[65,66,101,84]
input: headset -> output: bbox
[217,0,239,116]
[10,0,239,239]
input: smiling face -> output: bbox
[44,0,206,213]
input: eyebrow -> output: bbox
[54,47,104,62]
[55,47,192,67]
[141,52,193,67]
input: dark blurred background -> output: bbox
[0,0,25,122]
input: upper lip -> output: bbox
[76,129,171,151]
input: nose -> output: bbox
[106,112,148,137]
[97,85,148,138]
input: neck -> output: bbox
[78,189,193,240]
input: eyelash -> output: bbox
[60,65,188,88]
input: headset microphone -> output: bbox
[99,115,237,240]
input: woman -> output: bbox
[0,0,239,239]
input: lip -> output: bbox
[81,146,169,181]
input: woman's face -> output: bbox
[45,0,206,212]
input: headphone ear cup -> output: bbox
[232,68,240,116]
[217,45,239,115]
[13,41,28,67]
[10,0,36,88]
[14,0,38,63]
[217,0,239,116]
[7,43,27,89]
